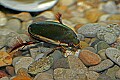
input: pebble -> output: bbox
[98,49,107,60]
[59,0,76,6]
[79,50,101,66]
[106,47,120,66]
[12,57,22,66]
[97,73,112,80]
[6,66,15,76]
[0,11,7,27]
[86,71,99,80]
[12,68,32,80]
[53,57,69,69]
[89,59,114,72]
[36,11,55,20]
[97,27,117,44]
[83,47,96,53]
[79,41,89,49]
[94,41,110,52]
[5,19,21,32]
[106,65,120,80]
[54,68,87,80]
[99,14,111,21]
[33,72,53,80]
[107,14,120,21]
[0,77,9,80]
[28,56,53,74]
[14,57,34,73]
[12,12,32,21]
[102,1,119,14]
[77,23,104,37]
[85,8,104,23]
[0,70,8,78]
[0,51,12,67]
[116,69,120,79]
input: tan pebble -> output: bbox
[12,12,32,21]
[84,38,91,44]
[86,71,99,80]
[79,41,89,49]
[85,8,104,23]
[60,0,76,6]
[79,50,101,66]
[0,51,12,67]
[74,24,84,32]
[107,14,120,21]
[0,11,7,26]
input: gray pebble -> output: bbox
[116,69,120,79]
[106,48,120,66]
[98,49,107,60]
[0,77,10,80]
[89,59,114,72]
[77,23,105,37]
[83,47,97,53]
[97,73,112,80]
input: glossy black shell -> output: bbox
[28,21,79,46]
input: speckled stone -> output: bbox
[106,65,120,80]
[94,41,110,52]
[97,73,112,80]
[79,50,101,66]
[86,71,99,80]
[98,49,107,60]
[116,69,120,79]
[28,56,53,74]
[106,48,120,66]
[14,57,34,73]
[89,59,114,72]
[77,23,105,37]
[33,72,53,80]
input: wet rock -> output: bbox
[5,19,21,32]
[53,57,69,69]
[14,57,34,73]
[85,8,104,23]
[12,12,32,21]
[79,50,101,66]
[97,27,117,44]
[89,59,114,72]
[6,66,15,76]
[0,77,9,80]
[98,49,107,60]
[99,14,111,21]
[0,11,7,27]
[77,23,105,37]
[106,48,120,66]
[102,1,119,14]
[97,73,112,80]
[83,47,96,53]
[0,51,12,67]
[28,56,53,74]
[12,57,22,66]
[79,41,89,49]
[94,41,110,52]
[86,71,99,80]
[0,70,8,78]
[33,72,53,80]
[116,69,120,79]
[54,68,87,80]
[12,68,32,80]
[106,65,119,80]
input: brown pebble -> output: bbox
[0,70,8,78]
[79,50,101,66]
[6,66,15,76]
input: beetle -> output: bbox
[8,13,80,54]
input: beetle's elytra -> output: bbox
[28,21,79,47]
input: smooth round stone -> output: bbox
[5,19,21,32]
[28,56,53,74]
[98,49,107,60]
[79,50,101,66]
[12,12,32,21]
[102,1,119,14]
[106,65,120,80]
[99,14,111,21]
[76,33,85,41]
[14,57,34,73]
[106,48,120,66]
[97,73,112,80]
[83,47,97,53]
[86,71,99,80]
[0,70,8,79]
[89,59,114,72]
[97,28,117,44]
[116,69,120,79]
[59,0,76,6]
[0,29,14,36]
[6,66,15,76]
[33,72,53,80]
[12,57,22,66]
[79,41,89,49]
[36,11,55,20]
[94,41,110,52]
[77,23,105,37]
[0,11,7,27]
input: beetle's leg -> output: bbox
[55,12,63,24]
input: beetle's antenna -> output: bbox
[55,12,63,24]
